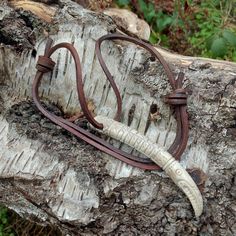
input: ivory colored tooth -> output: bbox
[94,115,203,217]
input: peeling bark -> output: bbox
[0,1,236,235]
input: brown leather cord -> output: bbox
[32,34,189,170]
[33,39,159,170]
[95,34,189,161]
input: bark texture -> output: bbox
[0,1,236,235]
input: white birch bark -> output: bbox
[0,1,235,235]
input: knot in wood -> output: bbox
[165,88,187,106]
[36,55,55,73]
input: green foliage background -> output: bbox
[116,0,236,62]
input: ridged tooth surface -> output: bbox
[94,115,203,217]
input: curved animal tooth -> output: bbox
[94,115,203,217]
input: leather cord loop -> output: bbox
[33,38,158,170]
[32,35,189,171]
[95,33,189,166]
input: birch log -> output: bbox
[0,1,236,235]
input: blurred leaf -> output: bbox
[210,37,227,57]
[116,0,130,7]
[222,30,236,47]
[233,51,236,62]
[162,16,173,26]
[2,218,7,225]
[206,35,217,50]
[138,0,147,12]
[156,14,173,32]
[160,34,169,46]
[149,32,159,44]
[145,8,155,22]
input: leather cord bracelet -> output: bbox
[32,34,189,170]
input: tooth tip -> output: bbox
[93,116,205,218]
[193,198,203,218]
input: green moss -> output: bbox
[0,206,14,236]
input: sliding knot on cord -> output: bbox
[165,72,188,106]
[165,88,187,105]
[36,55,55,73]
[36,38,55,73]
